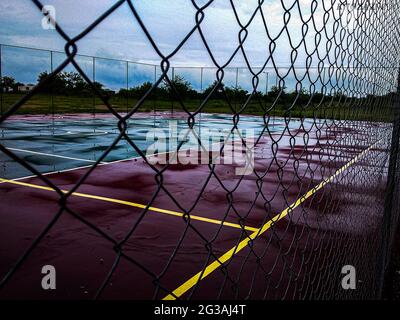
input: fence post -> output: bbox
[93,56,96,117]
[200,67,203,92]
[126,60,129,114]
[235,67,239,113]
[377,67,400,298]
[171,67,175,114]
[154,65,157,116]
[50,50,54,118]
[199,67,203,129]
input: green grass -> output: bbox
[0,93,393,123]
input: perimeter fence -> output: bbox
[0,0,400,300]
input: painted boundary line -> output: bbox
[5,147,108,164]
[0,149,183,182]
[162,140,382,300]
[2,132,254,181]
[0,116,335,182]
[0,178,258,232]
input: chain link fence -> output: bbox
[0,0,400,300]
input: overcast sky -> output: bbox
[0,0,337,64]
[0,0,374,91]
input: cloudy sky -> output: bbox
[0,0,361,91]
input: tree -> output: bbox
[287,88,310,105]
[252,90,265,100]
[1,76,16,92]
[268,85,280,96]
[225,86,249,101]
[37,71,67,94]
[119,82,152,98]
[202,80,225,99]
[37,71,96,95]
[92,81,104,92]
[118,81,172,100]
[163,75,197,100]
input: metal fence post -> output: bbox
[200,67,203,127]
[50,50,54,118]
[126,60,129,114]
[171,67,175,114]
[235,67,239,113]
[200,67,203,92]
[93,56,96,117]
[154,65,157,115]
[377,67,400,298]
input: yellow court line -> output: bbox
[0,178,258,232]
[163,141,380,300]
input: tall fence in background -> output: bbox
[0,43,346,120]
[0,43,288,116]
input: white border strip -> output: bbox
[6,147,107,164]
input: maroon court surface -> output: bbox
[0,120,389,299]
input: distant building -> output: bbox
[2,86,13,93]
[18,84,35,92]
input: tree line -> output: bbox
[1,71,348,104]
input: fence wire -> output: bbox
[1,0,400,300]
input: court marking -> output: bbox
[1,114,288,184]
[2,131,252,181]
[1,149,188,182]
[64,130,109,136]
[5,147,108,164]
[162,140,381,300]
[0,178,258,232]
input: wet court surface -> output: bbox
[0,113,319,179]
[0,113,392,299]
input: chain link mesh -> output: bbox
[1,0,400,300]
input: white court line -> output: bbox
[2,137,243,182]
[4,163,97,182]
[64,130,110,136]
[6,147,107,164]
[0,147,182,182]
[2,115,265,182]
[0,151,143,183]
